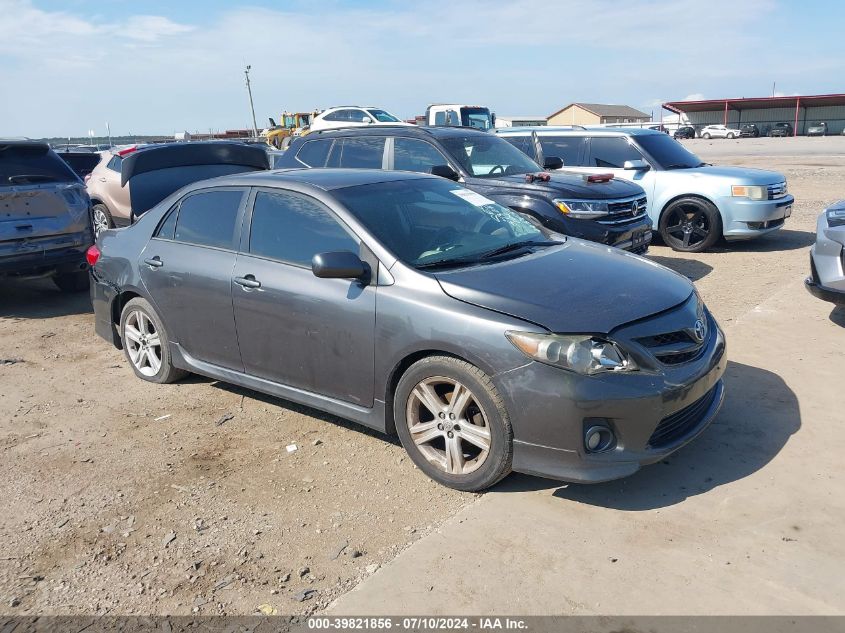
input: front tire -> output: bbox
[659,197,721,253]
[394,356,513,492]
[120,297,187,384]
[53,270,89,293]
[727,133,735,139]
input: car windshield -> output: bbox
[0,144,78,184]
[439,135,542,178]
[636,133,704,170]
[367,109,400,123]
[333,178,547,268]
[461,108,493,130]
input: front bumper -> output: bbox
[549,214,653,254]
[720,194,794,239]
[806,224,845,304]
[495,318,727,483]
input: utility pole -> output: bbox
[106,122,112,148]
[244,65,259,138]
[772,82,776,97]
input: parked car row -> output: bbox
[675,121,843,139]
[88,141,727,491]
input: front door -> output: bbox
[139,188,247,371]
[232,188,376,406]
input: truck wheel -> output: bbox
[120,298,187,384]
[394,356,513,492]
[53,270,89,293]
[659,197,721,253]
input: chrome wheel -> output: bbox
[93,207,110,238]
[405,376,491,476]
[123,310,162,377]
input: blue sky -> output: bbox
[3,0,844,137]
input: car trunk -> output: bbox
[0,184,90,248]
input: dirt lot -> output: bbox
[1,138,843,616]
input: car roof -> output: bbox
[214,167,439,191]
[0,139,51,149]
[496,126,666,137]
[302,125,491,140]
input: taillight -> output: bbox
[117,146,138,157]
[86,245,101,266]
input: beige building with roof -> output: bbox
[547,103,651,126]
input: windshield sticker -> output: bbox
[450,189,497,207]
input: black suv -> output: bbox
[740,124,760,138]
[769,122,793,137]
[277,126,652,253]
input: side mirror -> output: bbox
[543,156,564,170]
[362,117,373,124]
[312,251,368,280]
[430,164,461,181]
[623,159,651,172]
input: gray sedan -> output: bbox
[806,201,845,305]
[89,167,726,491]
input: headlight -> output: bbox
[827,207,845,227]
[731,185,767,200]
[505,331,638,375]
[554,198,609,220]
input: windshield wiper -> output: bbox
[479,240,557,260]
[664,164,694,170]
[416,255,486,270]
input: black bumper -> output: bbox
[805,276,845,305]
[0,246,88,276]
[549,215,653,253]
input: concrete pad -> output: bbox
[330,281,845,615]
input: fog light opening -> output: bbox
[584,425,615,453]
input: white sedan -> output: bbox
[309,106,413,132]
[700,125,741,139]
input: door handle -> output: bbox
[144,257,163,269]
[234,275,261,289]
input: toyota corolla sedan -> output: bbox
[89,145,726,491]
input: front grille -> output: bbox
[598,196,648,225]
[636,331,695,347]
[635,328,704,366]
[767,182,788,199]
[658,349,702,365]
[648,385,719,448]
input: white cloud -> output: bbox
[682,93,706,101]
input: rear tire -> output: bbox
[659,197,721,253]
[702,132,711,139]
[394,356,512,492]
[120,297,187,384]
[727,133,735,139]
[53,270,89,293]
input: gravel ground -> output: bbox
[0,140,841,615]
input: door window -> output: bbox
[335,137,386,169]
[173,189,244,250]
[322,109,352,122]
[537,136,587,166]
[501,135,536,161]
[587,137,643,168]
[296,139,333,167]
[248,190,359,267]
[393,138,449,172]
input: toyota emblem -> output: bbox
[693,319,706,343]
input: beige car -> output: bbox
[86,149,132,237]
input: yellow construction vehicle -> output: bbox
[263,111,319,148]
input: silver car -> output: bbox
[806,202,845,305]
[496,127,795,252]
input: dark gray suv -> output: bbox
[1,140,93,291]
[90,143,726,491]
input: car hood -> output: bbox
[434,240,693,333]
[680,165,785,184]
[469,172,643,199]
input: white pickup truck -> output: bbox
[425,104,495,130]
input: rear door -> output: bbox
[232,188,376,406]
[99,154,132,223]
[139,187,248,371]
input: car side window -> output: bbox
[336,137,386,169]
[353,109,371,123]
[154,203,180,240]
[322,110,345,122]
[393,138,449,172]
[537,136,586,166]
[587,137,643,168]
[501,136,536,161]
[173,189,244,250]
[107,155,122,172]
[296,139,333,167]
[248,190,359,267]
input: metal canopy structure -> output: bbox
[663,93,845,136]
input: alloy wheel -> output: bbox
[405,376,491,476]
[123,310,162,377]
[665,205,711,249]
[93,208,110,238]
